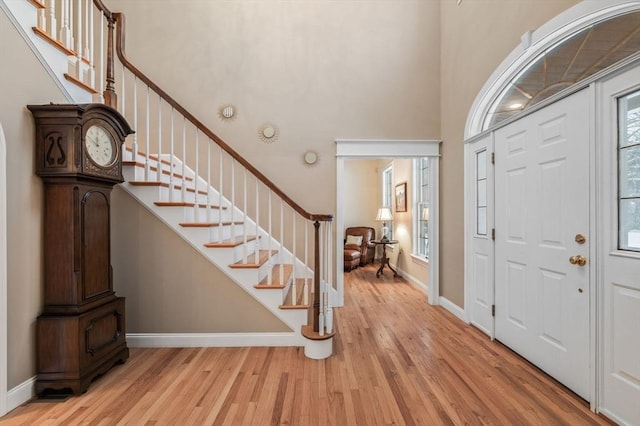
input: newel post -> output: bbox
[312,220,321,332]
[103,14,117,108]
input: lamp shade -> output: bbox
[376,207,393,222]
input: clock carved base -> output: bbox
[36,298,129,395]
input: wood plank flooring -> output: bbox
[1,264,613,425]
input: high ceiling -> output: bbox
[484,11,640,129]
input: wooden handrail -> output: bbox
[91,2,332,223]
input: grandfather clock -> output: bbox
[27,103,133,395]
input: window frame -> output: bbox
[413,158,429,259]
[382,165,393,241]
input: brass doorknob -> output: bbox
[569,255,587,266]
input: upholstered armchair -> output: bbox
[343,226,376,271]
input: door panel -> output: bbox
[598,67,640,425]
[495,89,590,400]
[465,134,494,337]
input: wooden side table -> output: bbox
[371,240,398,278]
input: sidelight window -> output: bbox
[618,89,640,252]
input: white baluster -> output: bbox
[74,0,82,83]
[194,130,199,219]
[207,139,213,222]
[144,86,150,180]
[292,213,296,305]
[87,2,96,96]
[181,117,186,203]
[279,200,284,287]
[230,159,235,241]
[169,108,175,201]
[326,223,333,333]
[60,0,73,50]
[318,223,325,336]
[242,168,247,264]
[132,76,138,159]
[304,223,309,306]
[218,147,224,230]
[84,0,91,60]
[36,4,46,33]
[97,10,104,103]
[267,190,272,284]
[157,96,162,181]
[254,178,259,265]
[46,0,57,40]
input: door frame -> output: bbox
[0,122,7,416]
[335,139,441,307]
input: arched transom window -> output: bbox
[484,10,640,130]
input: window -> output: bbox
[382,166,393,240]
[476,150,488,236]
[619,89,640,252]
[414,158,429,258]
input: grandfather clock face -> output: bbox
[85,124,116,167]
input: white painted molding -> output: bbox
[393,263,428,295]
[126,332,305,348]
[439,297,466,323]
[335,139,442,309]
[465,0,640,138]
[335,139,441,158]
[7,376,35,413]
[0,123,7,417]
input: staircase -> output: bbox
[3,0,335,358]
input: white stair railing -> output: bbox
[28,0,335,338]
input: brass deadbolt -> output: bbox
[575,234,586,244]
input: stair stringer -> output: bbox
[118,179,311,345]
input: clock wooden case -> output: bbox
[27,103,133,395]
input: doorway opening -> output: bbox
[335,139,440,307]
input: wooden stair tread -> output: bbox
[154,201,224,209]
[179,221,243,228]
[229,250,276,269]
[254,264,293,289]
[204,236,258,248]
[301,324,336,341]
[279,278,312,309]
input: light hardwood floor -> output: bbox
[1,264,613,425]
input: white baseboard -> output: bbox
[7,376,35,413]
[439,296,466,322]
[394,264,428,294]
[126,332,304,348]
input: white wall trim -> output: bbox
[394,263,428,295]
[7,376,35,413]
[439,297,466,323]
[335,139,441,308]
[465,0,640,139]
[126,332,304,348]
[0,123,7,417]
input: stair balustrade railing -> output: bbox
[28,0,334,337]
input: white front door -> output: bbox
[494,89,591,400]
[598,67,640,425]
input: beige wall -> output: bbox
[0,9,68,388]
[111,188,289,333]
[343,159,379,233]
[438,0,580,307]
[106,0,442,215]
